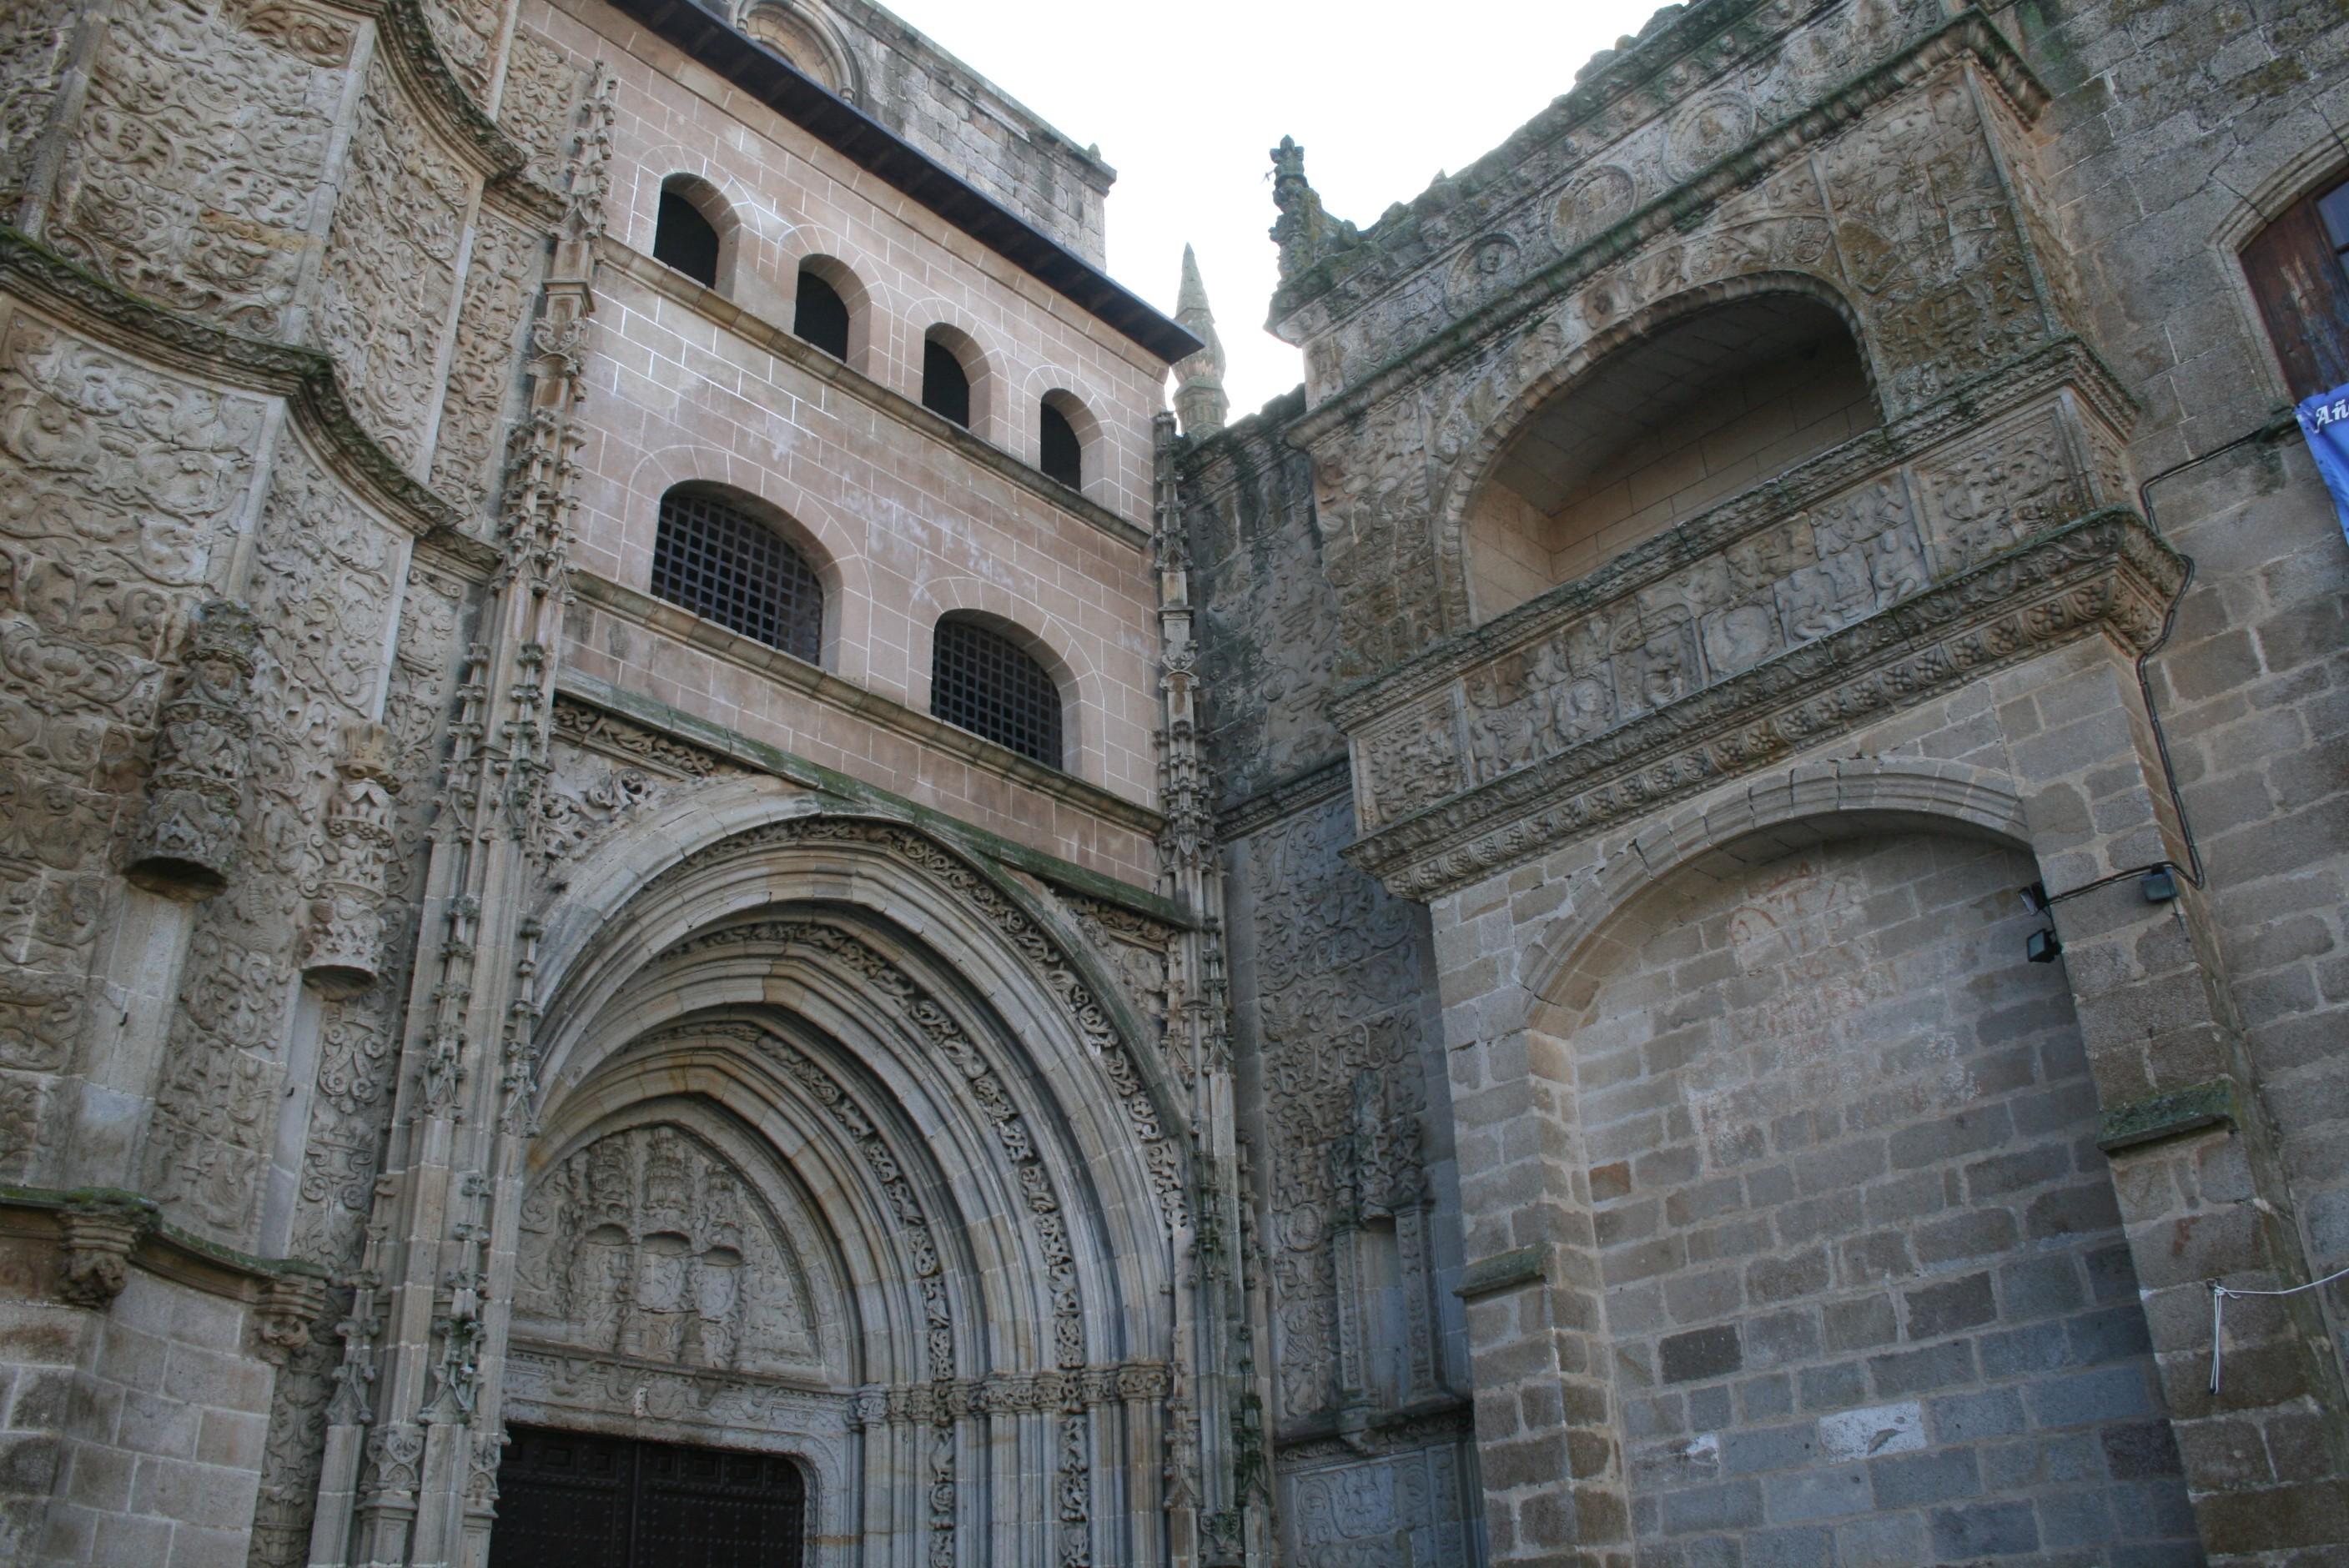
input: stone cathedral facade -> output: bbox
[1,0,2348,1563]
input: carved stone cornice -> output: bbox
[0,227,467,539]
[1346,510,2186,900]
[1215,757,1351,842]
[1278,9,2049,410]
[0,1185,327,1311]
[1328,338,2135,734]
[372,0,534,188]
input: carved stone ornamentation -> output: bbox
[126,599,260,898]
[57,1195,152,1309]
[256,1269,332,1361]
[512,1123,827,1376]
[301,722,400,998]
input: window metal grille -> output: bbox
[651,490,822,662]
[930,616,1061,767]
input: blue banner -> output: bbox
[2296,384,2349,545]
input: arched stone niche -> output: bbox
[1461,291,1882,622]
[1436,773,2201,1563]
[1283,34,2119,691]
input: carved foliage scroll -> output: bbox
[317,60,471,474]
[48,0,355,335]
[496,27,589,192]
[1242,798,1431,1425]
[0,321,263,1158]
[0,0,81,212]
[143,444,397,1242]
[418,0,507,107]
[429,206,539,517]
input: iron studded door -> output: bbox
[490,1424,806,1568]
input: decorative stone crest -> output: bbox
[56,1195,152,1309]
[301,722,401,998]
[1269,137,1357,283]
[126,600,259,898]
[256,1269,332,1362]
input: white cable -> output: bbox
[2208,1264,2349,1393]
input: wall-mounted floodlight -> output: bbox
[2026,927,2062,964]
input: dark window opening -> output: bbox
[651,490,823,662]
[930,615,1061,767]
[1039,403,1082,488]
[653,187,721,289]
[489,1425,805,1568]
[2246,177,2349,400]
[794,270,850,359]
[922,337,971,428]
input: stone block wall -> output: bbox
[1584,832,2196,1565]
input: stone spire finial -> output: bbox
[1173,244,1228,437]
[1268,135,1355,283]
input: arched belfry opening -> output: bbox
[1463,291,1880,621]
[478,797,1186,1566]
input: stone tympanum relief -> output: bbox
[514,1124,828,1378]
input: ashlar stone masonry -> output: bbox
[1,0,2347,1565]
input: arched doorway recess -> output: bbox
[470,797,1189,1568]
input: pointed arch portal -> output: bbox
[477,801,1190,1567]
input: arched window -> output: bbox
[2245,175,2349,400]
[651,488,823,662]
[794,268,850,359]
[653,178,722,289]
[929,614,1062,767]
[922,332,972,428]
[1039,399,1082,488]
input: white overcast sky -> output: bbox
[881,0,1667,415]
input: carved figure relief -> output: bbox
[48,0,355,334]
[315,60,472,473]
[1662,90,1755,180]
[513,1123,824,1375]
[1820,72,2044,410]
[1552,164,1638,255]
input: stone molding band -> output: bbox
[1347,509,2188,898]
